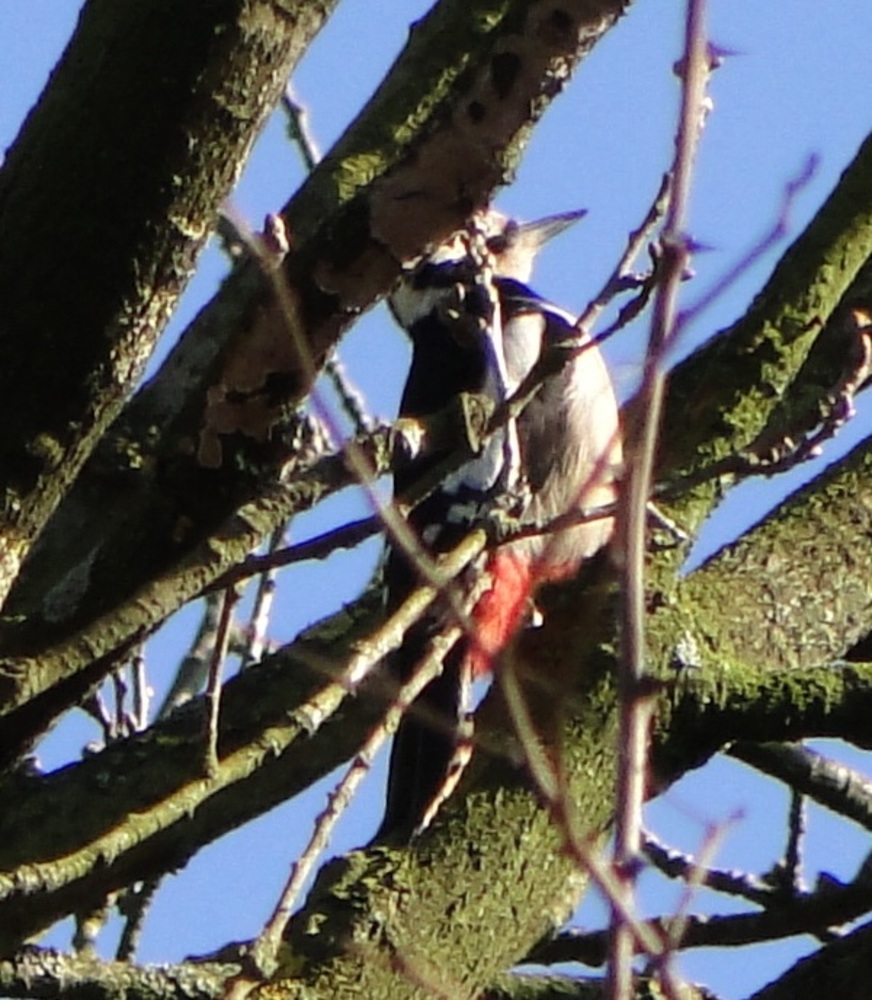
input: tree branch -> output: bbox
[659,129,872,556]
[0,0,336,604]
[529,874,872,966]
[729,742,872,833]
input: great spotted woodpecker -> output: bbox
[378,208,621,839]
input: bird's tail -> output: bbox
[376,638,471,841]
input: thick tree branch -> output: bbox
[0,948,233,1000]
[0,0,337,604]
[659,129,872,554]
[655,429,872,685]
[0,948,716,1000]
[749,918,872,1000]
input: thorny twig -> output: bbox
[609,5,715,998]
[579,171,673,342]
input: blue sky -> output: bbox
[2,3,872,997]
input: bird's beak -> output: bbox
[515,208,587,250]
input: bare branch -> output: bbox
[729,742,872,834]
[203,588,238,776]
[578,171,672,340]
[281,84,320,172]
[642,829,777,907]
[610,4,714,995]
[0,948,234,1000]
[531,870,872,966]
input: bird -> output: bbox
[377,207,621,839]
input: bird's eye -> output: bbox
[486,220,518,257]
[486,234,507,256]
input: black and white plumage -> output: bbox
[378,209,621,839]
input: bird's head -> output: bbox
[389,206,585,330]
[470,206,587,282]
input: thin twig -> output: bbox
[203,588,239,776]
[645,819,735,986]
[130,645,149,732]
[782,789,806,897]
[158,592,227,717]
[116,878,160,961]
[610,4,712,997]
[280,85,373,436]
[643,829,776,907]
[117,600,235,958]
[111,670,128,738]
[213,515,382,584]
[79,689,114,745]
[241,525,285,668]
[211,469,619,594]
[578,171,672,338]
[324,353,374,435]
[281,83,320,172]
[729,306,872,476]
[529,872,872,965]
[72,902,111,956]
[292,529,487,735]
